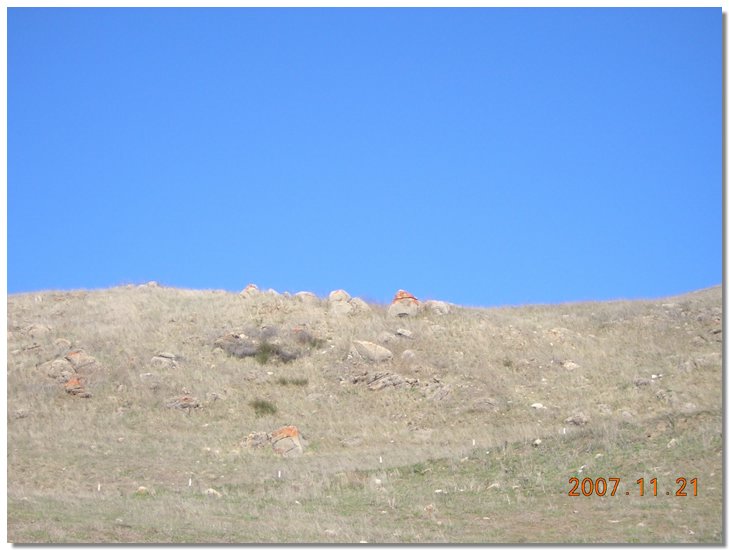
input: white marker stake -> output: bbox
[472,439,476,447]
[379,456,383,464]
[97,483,101,492]
[278,470,281,479]
[188,478,192,487]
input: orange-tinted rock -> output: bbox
[392,290,419,304]
[64,376,91,398]
[388,290,421,317]
[65,350,97,369]
[240,283,260,297]
[270,425,304,457]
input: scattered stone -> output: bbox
[352,371,418,391]
[634,377,653,387]
[424,300,451,315]
[597,403,613,415]
[396,328,413,339]
[165,395,200,411]
[532,439,542,447]
[135,486,153,496]
[667,438,678,449]
[562,360,582,371]
[351,340,393,362]
[388,290,421,318]
[204,488,222,498]
[531,403,546,410]
[151,353,178,368]
[565,412,589,426]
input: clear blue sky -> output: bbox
[8,8,721,306]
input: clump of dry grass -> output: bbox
[7,284,722,542]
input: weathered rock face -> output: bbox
[388,290,421,318]
[351,340,393,362]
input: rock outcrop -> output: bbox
[244,425,306,457]
[388,290,421,317]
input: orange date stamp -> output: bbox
[568,477,698,497]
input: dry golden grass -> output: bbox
[7,284,722,542]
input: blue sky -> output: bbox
[8,8,721,306]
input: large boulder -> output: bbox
[270,425,305,457]
[387,290,421,318]
[351,340,393,362]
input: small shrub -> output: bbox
[250,398,277,417]
[255,342,277,365]
[276,377,309,387]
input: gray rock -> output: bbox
[565,412,589,426]
[329,300,354,316]
[388,300,421,318]
[424,300,451,315]
[349,297,371,313]
[295,291,319,304]
[328,289,351,302]
[352,371,418,390]
[65,349,97,368]
[351,340,393,362]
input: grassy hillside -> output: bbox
[7,284,723,543]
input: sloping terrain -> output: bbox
[7,284,723,542]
